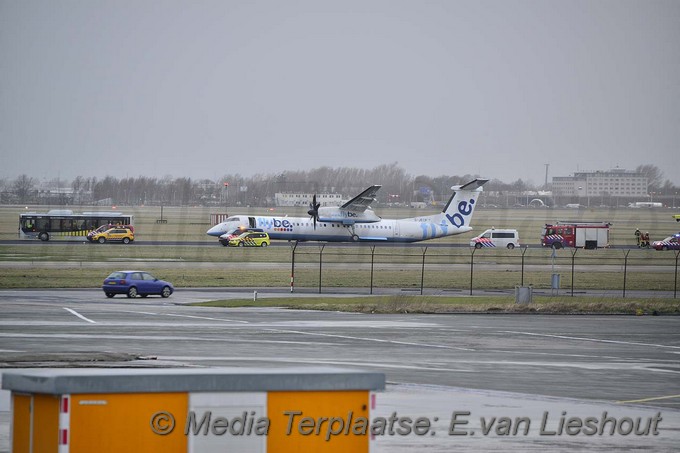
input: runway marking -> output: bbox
[264,328,475,351]
[0,333,336,346]
[164,313,249,324]
[113,310,159,315]
[617,394,680,404]
[502,331,680,350]
[63,307,96,324]
[107,310,249,324]
[159,356,475,372]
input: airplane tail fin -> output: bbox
[440,178,488,232]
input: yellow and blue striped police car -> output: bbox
[227,231,270,247]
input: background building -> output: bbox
[274,192,344,207]
[552,169,648,206]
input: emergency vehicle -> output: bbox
[652,234,680,251]
[541,221,611,249]
[469,228,520,249]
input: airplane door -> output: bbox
[248,217,256,228]
[393,221,400,238]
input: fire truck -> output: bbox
[541,221,611,249]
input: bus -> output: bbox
[19,210,134,241]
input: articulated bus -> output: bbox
[19,210,134,241]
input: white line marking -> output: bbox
[0,333,335,345]
[502,331,680,350]
[164,313,249,323]
[159,356,475,372]
[264,328,475,351]
[63,307,96,324]
[617,394,680,404]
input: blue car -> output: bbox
[102,270,174,298]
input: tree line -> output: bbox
[0,163,676,207]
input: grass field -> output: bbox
[1,204,679,313]
[195,295,680,315]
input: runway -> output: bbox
[1,290,679,451]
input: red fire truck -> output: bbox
[541,221,611,249]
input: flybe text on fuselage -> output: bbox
[257,217,294,231]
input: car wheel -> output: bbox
[140,294,148,298]
[663,245,669,251]
[260,242,268,247]
[238,242,244,247]
[161,286,171,298]
[105,293,115,298]
[475,243,482,249]
[127,286,138,298]
[507,243,515,250]
[39,232,49,241]
[122,237,130,244]
[98,237,106,244]
[552,242,562,249]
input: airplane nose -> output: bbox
[206,224,225,237]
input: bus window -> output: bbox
[74,219,87,231]
[36,218,48,231]
[61,219,74,231]
[21,218,35,231]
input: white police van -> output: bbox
[469,228,520,249]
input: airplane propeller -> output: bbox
[307,194,321,229]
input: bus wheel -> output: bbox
[39,232,49,241]
[507,243,515,249]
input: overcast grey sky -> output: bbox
[1,0,679,185]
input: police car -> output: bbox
[227,231,270,247]
[652,234,680,251]
[219,227,264,246]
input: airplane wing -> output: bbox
[341,185,382,212]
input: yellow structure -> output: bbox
[3,367,384,453]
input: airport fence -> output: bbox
[287,244,680,298]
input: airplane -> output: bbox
[206,178,488,243]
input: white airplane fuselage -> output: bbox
[207,214,472,243]
[207,179,486,243]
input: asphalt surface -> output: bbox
[1,289,679,451]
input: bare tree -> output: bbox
[635,165,664,191]
[13,174,36,203]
